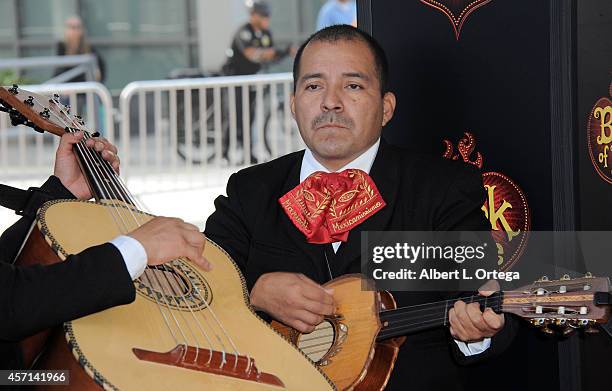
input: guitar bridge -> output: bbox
[132,345,284,387]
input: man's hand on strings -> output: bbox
[54,131,120,200]
[250,272,336,333]
[129,217,211,270]
[448,279,504,342]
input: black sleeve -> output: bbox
[0,243,135,341]
[204,173,254,289]
[0,176,75,264]
[434,163,519,364]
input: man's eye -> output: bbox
[305,84,320,91]
[347,84,362,90]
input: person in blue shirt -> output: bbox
[316,0,357,30]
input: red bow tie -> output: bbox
[279,169,386,244]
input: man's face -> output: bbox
[291,39,395,170]
[251,13,270,30]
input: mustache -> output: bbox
[312,112,354,130]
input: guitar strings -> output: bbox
[297,293,580,355]
[43,93,243,368]
[57,104,198,355]
[76,130,242,366]
[91,132,244,368]
[38,95,188,348]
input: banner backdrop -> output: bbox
[358,0,611,390]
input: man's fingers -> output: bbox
[301,284,334,305]
[302,298,335,316]
[293,309,324,328]
[58,131,84,154]
[291,319,316,334]
[192,256,212,271]
[180,231,210,270]
[483,309,504,331]
[465,303,490,334]
[452,300,480,339]
[448,308,468,340]
[100,137,118,154]
[297,273,320,288]
[182,229,206,247]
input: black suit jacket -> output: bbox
[0,176,135,369]
[205,139,518,390]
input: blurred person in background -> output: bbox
[316,0,357,30]
[222,0,295,164]
[54,15,105,83]
[222,1,292,77]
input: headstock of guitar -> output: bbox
[0,84,89,137]
[503,274,611,336]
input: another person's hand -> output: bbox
[250,272,335,333]
[54,131,120,200]
[448,280,504,342]
[128,217,211,271]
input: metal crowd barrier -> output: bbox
[1,73,303,181]
[118,73,302,177]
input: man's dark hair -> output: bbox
[292,24,389,96]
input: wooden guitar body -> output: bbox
[272,275,404,391]
[22,199,334,391]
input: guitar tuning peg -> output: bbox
[560,274,570,281]
[53,93,60,101]
[8,84,18,94]
[65,105,71,114]
[584,272,594,278]
[531,318,547,327]
[39,108,50,119]
[24,96,34,106]
[554,318,567,326]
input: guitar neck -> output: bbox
[70,129,134,204]
[377,292,503,341]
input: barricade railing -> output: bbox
[118,73,302,178]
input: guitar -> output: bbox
[0,85,335,391]
[271,273,611,391]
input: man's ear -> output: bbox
[381,92,396,127]
[290,94,296,119]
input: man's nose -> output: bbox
[321,88,343,112]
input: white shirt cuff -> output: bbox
[110,235,147,280]
[453,337,491,356]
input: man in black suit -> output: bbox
[0,131,209,369]
[205,25,516,389]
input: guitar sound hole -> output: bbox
[142,264,191,296]
[135,260,212,310]
[296,320,335,363]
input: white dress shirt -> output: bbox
[299,138,491,357]
[109,235,147,280]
